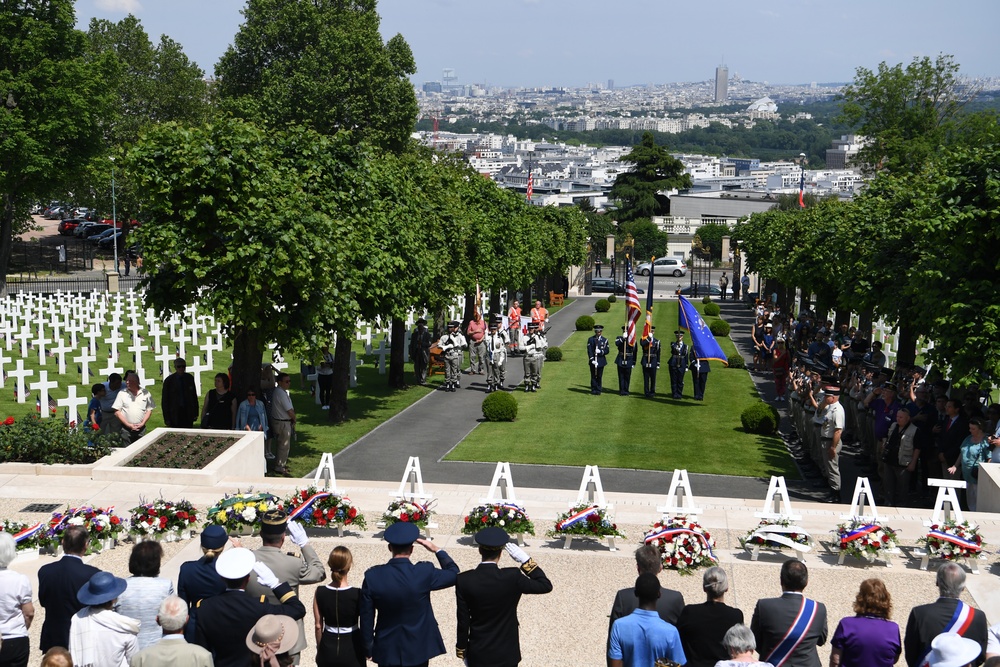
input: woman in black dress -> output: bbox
[202,373,236,429]
[314,546,364,667]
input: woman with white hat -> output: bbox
[68,571,139,667]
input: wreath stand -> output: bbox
[916,479,979,574]
[837,477,898,567]
[746,476,812,562]
[480,462,527,547]
[312,453,347,537]
[376,456,438,539]
[561,465,617,551]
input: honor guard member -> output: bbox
[533,321,549,387]
[522,322,546,392]
[177,525,228,642]
[194,548,306,667]
[640,327,661,398]
[485,320,508,393]
[689,347,711,401]
[408,318,432,386]
[668,330,689,399]
[245,509,326,662]
[455,527,553,667]
[436,320,467,392]
[360,522,459,667]
[587,324,610,395]
[614,326,637,396]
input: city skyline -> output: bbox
[75,0,1000,87]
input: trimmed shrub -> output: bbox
[607,294,617,303]
[703,302,721,316]
[741,401,780,434]
[709,319,731,337]
[545,346,563,362]
[482,392,518,422]
[702,295,713,304]
[595,299,611,313]
[575,315,595,331]
[0,415,115,464]
[726,354,747,369]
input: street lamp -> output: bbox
[110,156,118,274]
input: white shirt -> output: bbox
[0,569,32,638]
[112,387,155,426]
[69,607,139,667]
[270,386,294,420]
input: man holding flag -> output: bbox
[639,259,660,398]
[678,296,728,401]
[616,255,642,397]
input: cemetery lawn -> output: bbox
[445,300,797,479]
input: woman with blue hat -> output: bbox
[68,571,139,667]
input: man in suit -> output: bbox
[608,574,686,667]
[750,559,828,667]
[615,325,637,396]
[129,596,213,667]
[640,327,661,399]
[360,522,459,667]
[934,399,968,481]
[37,524,101,653]
[608,545,685,665]
[455,527,553,667]
[667,330,688,399]
[245,509,326,661]
[690,348,711,401]
[195,548,306,667]
[160,358,198,428]
[588,325,610,395]
[904,562,988,667]
[409,318,432,386]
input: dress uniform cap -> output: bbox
[200,524,228,549]
[474,526,510,547]
[882,381,897,392]
[823,385,841,396]
[259,509,288,537]
[593,325,604,331]
[77,571,128,606]
[416,318,427,326]
[674,330,684,336]
[448,320,460,328]
[215,547,257,579]
[247,614,300,655]
[384,521,419,546]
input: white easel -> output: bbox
[837,477,898,567]
[657,469,703,516]
[560,465,617,551]
[378,457,438,538]
[917,479,979,574]
[745,476,812,562]
[480,462,527,546]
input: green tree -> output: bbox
[692,222,730,261]
[0,1,108,294]
[618,219,667,263]
[608,132,692,221]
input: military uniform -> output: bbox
[689,348,711,401]
[640,328,661,398]
[587,326,610,395]
[614,327,637,396]
[408,319,432,385]
[522,323,546,392]
[668,331,689,399]
[485,321,508,392]
[437,321,467,392]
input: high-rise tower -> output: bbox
[715,65,728,102]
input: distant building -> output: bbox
[422,81,442,93]
[607,78,614,90]
[825,134,867,169]
[715,65,728,102]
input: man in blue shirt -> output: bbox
[609,573,686,667]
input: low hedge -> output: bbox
[575,315,595,331]
[709,319,731,336]
[740,401,781,434]
[595,299,611,313]
[482,392,518,422]
[726,354,747,369]
[703,302,721,316]
[0,415,115,464]
[545,346,563,362]
[607,294,617,303]
[702,296,713,304]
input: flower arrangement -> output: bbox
[46,506,124,552]
[463,503,535,536]
[205,492,284,534]
[285,487,367,530]
[834,518,899,562]
[1,519,46,551]
[547,504,625,539]
[918,519,984,560]
[128,499,199,538]
[643,517,717,575]
[382,499,433,529]
[739,518,812,552]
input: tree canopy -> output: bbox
[608,132,692,221]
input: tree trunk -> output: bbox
[388,317,406,389]
[463,292,476,330]
[896,320,918,368]
[488,288,500,317]
[834,309,851,329]
[329,334,352,424]
[0,195,16,298]
[857,308,874,344]
[230,325,264,401]
[798,291,811,314]
[433,307,446,341]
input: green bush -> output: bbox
[482,392,518,422]
[545,346,563,362]
[741,401,781,434]
[703,302,721,316]
[0,415,115,464]
[575,315,595,331]
[607,294,617,303]
[702,295,713,304]
[726,354,747,369]
[709,319,731,336]
[595,299,611,312]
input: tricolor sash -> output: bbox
[288,492,332,521]
[765,597,819,667]
[918,601,974,667]
[9,522,43,544]
[926,529,982,553]
[840,523,881,545]
[556,506,599,530]
[644,527,718,562]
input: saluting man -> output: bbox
[522,322,546,392]
[668,330,689,399]
[485,320,508,393]
[436,320,467,392]
[587,324,610,395]
[640,326,661,399]
[614,326,637,396]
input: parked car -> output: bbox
[44,205,65,219]
[81,223,113,239]
[636,257,687,277]
[89,228,118,245]
[58,218,85,235]
[74,221,98,237]
[97,231,122,250]
[591,277,645,295]
[676,284,722,297]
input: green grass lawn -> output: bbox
[445,299,797,479]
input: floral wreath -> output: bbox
[738,518,812,552]
[46,506,124,551]
[918,519,984,560]
[547,504,625,539]
[463,502,535,536]
[205,492,284,533]
[643,516,717,575]
[285,487,366,530]
[128,499,199,537]
[1,519,46,551]
[834,518,899,562]
[383,499,433,529]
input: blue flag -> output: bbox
[678,296,729,365]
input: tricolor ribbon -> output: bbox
[918,601,974,667]
[289,492,333,521]
[926,529,982,553]
[9,522,43,544]
[748,524,812,553]
[766,597,819,667]
[841,524,881,544]
[556,506,599,530]
[499,503,526,516]
[644,527,718,562]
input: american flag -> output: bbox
[526,171,533,201]
[624,259,641,346]
[798,169,805,208]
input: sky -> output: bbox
[74,0,1000,88]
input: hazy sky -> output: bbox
[75,0,999,87]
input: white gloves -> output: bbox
[591,359,598,367]
[286,520,308,547]
[504,543,530,564]
[253,561,280,588]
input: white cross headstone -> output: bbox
[128,337,148,377]
[157,346,175,379]
[29,371,59,419]
[57,384,90,428]
[84,327,100,355]
[8,360,32,403]
[372,339,390,375]
[188,356,207,397]
[0,349,10,388]
[107,329,124,362]
[51,339,73,375]
[73,350,97,385]
[148,321,164,353]
[98,358,124,379]
[349,351,363,388]
[203,334,222,369]
[15,327,32,358]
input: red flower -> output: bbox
[317,518,327,526]
[110,516,121,525]
[587,514,599,523]
[704,532,711,540]
[95,524,104,531]
[313,509,323,519]
[301,491,309,499]
[177,511,188,520]
[464,516,469,524]
[480,516,487,523]
[790,533,798,540]
[3,416,14,426]
[881,534,890,543]
[348,508,357,518]
[401,513,410,522]
[159,516,168,527]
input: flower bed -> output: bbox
[834,518,898,563]
[205,492,284,535]
[918,519,984,560]
[382,499,433,530]
[128,499,199,539]
[547,504,624,539]
[46,505,124,552]
[643,517,717,575]
[463,503,535,536]
[124,432,241,469]
[0,414,114,464]
[1,519,46,551]
[286,487,366,531]
[739,518,812,552]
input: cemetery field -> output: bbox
[446,301,797,479]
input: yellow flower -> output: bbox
[233,503,245,512]
[216,511,227,523]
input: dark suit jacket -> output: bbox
[588,336,610,368]
[938,416,969,465]
[37,555,101,652]
[360,551,459,666]
[751,592,828,667]
[161,372,198,427]
[456,560,553,667]
[903,597,988,667]
[177,556,226,641]
[677,600,745,667]
[608,585,685,642]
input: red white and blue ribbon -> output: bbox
[9,522,43,544]
[289,492,332,521]
[918,601,974,667]
[556,506,599,530]
[841,524,880,544]
[644,527,718,562]
[926,529,982,553]
[499,504,526,516]
[766,597,819,667]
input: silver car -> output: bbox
[636,257,687,277]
